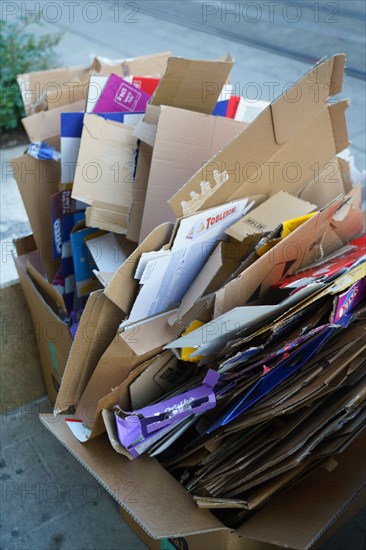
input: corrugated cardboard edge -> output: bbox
[237,430,366,550]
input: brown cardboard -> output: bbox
[128,55,234,242]
[73,298,211,434]
[43,79,89,111]
[214,189,362,316]
[73,327,167,429]
[21,99,85,147]
[54,223,174,416]
[225,192,317,242]
[10,154,61,281]
[236,432,366,550]
[92,51,171,77]
[139,106,246,242]
[99,352,183,453]
[297,157,350,208]
[54,290,122,414]
[40,413,366,548]
[129,350,195,410]
[17,64,91,115]
[98,354,177,452]
[150,56,233,114]
[168,55,347,217]
[127,104,163,242]
[13,238,72,402]
[71,115,137,233]
[26,260,66,314]
[127,136,154,242]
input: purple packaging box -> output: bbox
[115,370,219,457]
[93,73,151,114]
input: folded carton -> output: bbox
[71,114,138,233]
[13,235,72,402]
[128,55,234,242]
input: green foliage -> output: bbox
[0,16,63,131]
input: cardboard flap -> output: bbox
[82,113,135,143]
[238,431,366,550]
[92,52,171,77]
[104,223,174,313]
[44,79,89,111]
[139,106,247,242]
[168,100,340,219]
[151,57,233,114]
[14,234,37,256]
[225,192,316,242]
[40,413,227,538]
[18,63,91,115]
[214,197,345,316]
[270,54,345,145]
[10,154,61,281]
[26,261,66,313]
[298,157,350,208]
[133,105,162,146]
[22,99,85,143]
[54,290,123,414]
[14,256,72,402]
[329,100,350,153]
[127,141,153,242]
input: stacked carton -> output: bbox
[12,51,365,549]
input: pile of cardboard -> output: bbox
[12,51,365,548]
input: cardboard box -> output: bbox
[40,412,366,549]
[13,235,73,402]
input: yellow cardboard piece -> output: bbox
[257,213,317,256]
[181,320,204,362]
